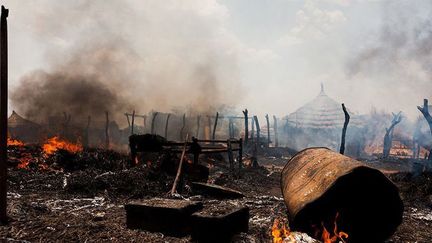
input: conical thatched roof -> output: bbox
[287,84,362,129]
[8,111,39,128]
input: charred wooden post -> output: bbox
[105,111,110,149]
[196,115,201,138]
[0,5,8,224]
[212,112,219,141]
[180,114,186,140]
[131,110,135,135]
[273,115,278,147]
[170,134,189,195]
[383,112,402,158]
[253,116,260,148]
[151,112,158,135]
[164,113,171,139]
[242,109,248,145]
[340,103,350,155]
[265,114,270,147]
[417,99,432,160]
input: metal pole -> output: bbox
[0,5,9,224]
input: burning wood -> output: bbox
[42,136,83,155]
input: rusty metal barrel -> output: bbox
[281,147,403,242]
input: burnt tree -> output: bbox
[196,115,201,138]
[417,99,432,160]
[339,103,350,155]
[383,112,402,158]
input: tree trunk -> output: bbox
[254,116,260,148]
[212,112,219,141]
[180,114,186,140]
[383,112,402,158]
[417,99,432,161]
[196,115,201,138]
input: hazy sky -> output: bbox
[2,0,431,121]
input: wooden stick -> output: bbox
[0,5,8,223]
[242,109,248,145]
[212,112,219,141]
[131,110,135,135]
[340,103,350,155]
[170,134,189,195]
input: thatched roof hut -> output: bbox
[286,84,362,129]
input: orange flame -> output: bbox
[42,136,83,155]
[8,137,24,146]
[17,156,31,169]
[320,212,349,243]
[271,218,295,243]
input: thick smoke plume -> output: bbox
[346,1,432,119]
[9,0,242,126]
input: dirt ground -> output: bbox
[0,146,432,242]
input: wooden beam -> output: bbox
[0,5,8,224]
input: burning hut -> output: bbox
[8,111,42,143]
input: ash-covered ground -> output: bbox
[0,145,432,242]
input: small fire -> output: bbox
[42,136,83,155]
[271,218,295,243]
[17,155,31,169]
[8,137,24,146]
[319,212,349,243]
